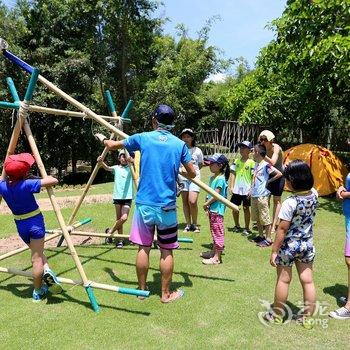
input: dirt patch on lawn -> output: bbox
[0,227,104,254]
[0,193,112,215]
[0,194,112,253]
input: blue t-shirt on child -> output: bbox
[251,160,274,197]
[207,174,228,216]
[0,179,41,215]
[343,173,350,217]
[123,130,192,207]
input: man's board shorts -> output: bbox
[113,199,132,206]
[14,213,45,244]
[180,178,200,193]
[230,193,250,207]
[345,216,350,257]
[130,204,179,250]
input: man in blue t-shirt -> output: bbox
[95,104,196,303]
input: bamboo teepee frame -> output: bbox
[0,39,149,312]
[0,38,239,311]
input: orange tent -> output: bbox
[283,144,348,196]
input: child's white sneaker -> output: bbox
[329,307,350,320]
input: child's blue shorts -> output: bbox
[14,213,46,244]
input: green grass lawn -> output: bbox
[34,181,115,199]
[0,168,349,349]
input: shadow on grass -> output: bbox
[46,291,151,316]
[0,282,151,316]
[323,283,348,306]
[111,260,235,283]
[104,267,193,297]
[317,197,343,215]
[45,244,193,278]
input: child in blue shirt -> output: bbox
[201,153,229,265]
[0,153,62,302]
[249,144,282,247]
[97,150,133,248]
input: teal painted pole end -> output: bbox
[79,218,92,226]
[118,287,150,297]
[178,237,193,243]
[85,286,100,312]
[6,77,20,102]
[0,101,20,109]
[104,90,116,113]
[24,68,40,102]
[121,100,134,119]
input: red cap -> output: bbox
[4,153,35,180]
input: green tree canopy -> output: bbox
[221,0,350,138]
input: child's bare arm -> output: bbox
[97,156,113,172]
[270,219,290,267]
[180,161,196,179]
[337,186,350,200]
[103,139,124,151]
[267,166,282,184]
[41,176,58,187]
[229,172,236,193]
[264,144,281,166]
[203,188,221,210]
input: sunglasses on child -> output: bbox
[259,137,268,142]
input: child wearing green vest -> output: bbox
[229,141,255,236]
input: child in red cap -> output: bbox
[0,153,63,302]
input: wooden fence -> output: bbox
[197,121,350,159]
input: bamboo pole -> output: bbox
[0,218,90,262]
[28,105,123,121]
[0,267,149,297]
[23,117,100,311]
[64,96,134,230]
[6,77,20,102]
[110,98,138,190]
[38,75,129,138]
[0,76,37,203]
[22,120,92,283]
[49,230,193,243]
[56,230,131,239]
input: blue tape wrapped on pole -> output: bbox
[6,78,20,102]
[0,101,20,109]
[121,100,134,119]
[104,90,116,113]
[3,50,34,74]
[24,68,40,101]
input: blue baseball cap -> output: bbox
[204,153,229,165]
[237,140,253,149]
[153,104,175,125]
